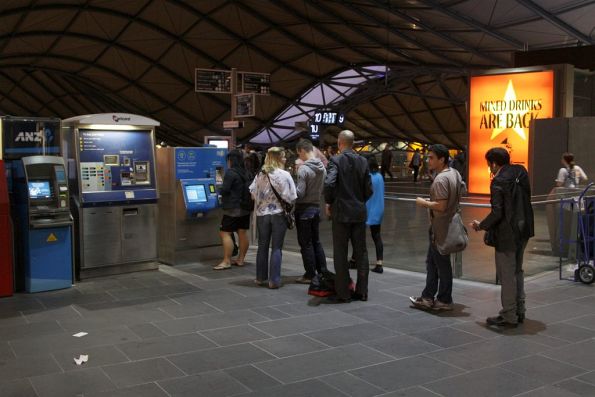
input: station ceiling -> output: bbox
[0,0,593,147]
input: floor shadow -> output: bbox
[475,318,547,336]
[410,303,472,318]
[229,275,302,288]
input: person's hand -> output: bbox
[470,220,481,231]
[415,197,428,207]
[325,204,332,218]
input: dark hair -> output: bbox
[485,147,510,166]
[428,144,449,165]
[227,149,245,169]
[295,139,314,153]
[562,152,575,169]
[368,156,379,172]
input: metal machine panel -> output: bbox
[82,207,122,268]
[122,204,158,262]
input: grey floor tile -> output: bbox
[319,371,384,397]
[30,367,116,397]
[255,343,393,384]
[376,312,461,335]
[205,294,295,312]
[527,302,593,325]
[340,304,408,322]
[252,311,366,337]
[154,310,268,335]
[0,379,38,397]
[305,322,397,347]
[51,345,129,371]
[158,302,220,318]
[576,371,595,386]
[364,334,442,359]
[499,355,587,384]
[238,378,349,397]
[167,343,276,375]
[426,366,543,397]
[0,354,62,382]
[201,324,271,346]
[518,385,585,397]
[253,334,330,358]
[85,382,169,397]
[0,321,64,342]
[379,386,446,397]
[127,323,168,339]
[249,306,292,320]
[552,379,595,397]
[116,333,215,360]
[0,341,16,360]
[102,358,185,388]
[542,340,595,370]
[224,365,281,392]
[23,306,82,323]
[567,315,595,331]
[272,302,338,316]
[108,284,199,301]
[58,308,173,332]
[158,371,249,397]
[412,326,484,348]
[542,322,595,342]
[350,355,463,392]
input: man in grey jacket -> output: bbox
[295,139,328,284]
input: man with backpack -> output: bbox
[471,147,534,328]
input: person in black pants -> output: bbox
[294,139,328,284]
[381,145,394,180]
[411,149,421,183]
[324,130,373,302]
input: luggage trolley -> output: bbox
[558,183,595,284]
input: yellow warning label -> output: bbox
[47,233,58,242]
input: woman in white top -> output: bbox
[556,152,588,188]
[249,147,297,289]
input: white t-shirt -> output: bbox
[556,165,588,188]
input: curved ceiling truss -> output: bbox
[0,0,593,148]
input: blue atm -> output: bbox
[180,179,219,217]
[15,156,72,292]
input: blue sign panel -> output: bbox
[174,147,227,181]
[1,118,60,160]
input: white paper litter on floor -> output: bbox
[72,332,88,338]
[73,355,89,365]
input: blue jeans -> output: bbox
[256,214,287,287]
[295,208,327,278]
[422,235,453,304]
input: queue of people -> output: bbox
[214,133,589,328]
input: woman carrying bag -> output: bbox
[249,147,297,289]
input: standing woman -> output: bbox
[556,152,588,188]
[215,150,251,270]
[250,147,297,289]
[367,156,385,273]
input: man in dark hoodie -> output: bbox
[294,139,328,284]
[471,147,534,328]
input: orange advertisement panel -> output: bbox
[468,70,554,194]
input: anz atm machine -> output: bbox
[62,114,159,279]
[157,146,226,265]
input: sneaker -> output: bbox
[295,276,312,284]
[409,296,433,310]
[371,265,383,274]
[433,300,453,311]
[486,315,518,328]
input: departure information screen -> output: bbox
[185,184,208,203]
[28,181,52,199]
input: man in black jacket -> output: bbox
[471,147,534,327]
[324,130,373,302]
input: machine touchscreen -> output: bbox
[185,184,207,203]
[28,181,52,199]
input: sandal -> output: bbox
[232,261,246,267]
[213,262,231,270]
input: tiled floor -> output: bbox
[0,249,594,397]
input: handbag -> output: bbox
[435,172,468,255]
[265,173,295,229]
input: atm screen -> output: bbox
[185,184,208,203]
[28,181,52,199]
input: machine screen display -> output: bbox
[28,181,52,199]
[55,167,66,182]
[185,184,208,203]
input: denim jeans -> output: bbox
[295,208,327,278]
[422,236,453,304]
[256,214,288,287]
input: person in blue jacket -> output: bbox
[367,156,385,273]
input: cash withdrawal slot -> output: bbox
[16,156,73,292]
[157,147,227,265]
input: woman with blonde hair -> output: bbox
[249,147,297,289]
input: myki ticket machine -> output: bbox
[157,147,227,265]
[15,156,73,292]
[62,114,159,279]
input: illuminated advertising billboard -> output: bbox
[468,70,554,194]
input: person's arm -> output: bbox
[324,159,337,205]
[416,176,448,211]
[578,166,588,181]
[364,164,373,202]
[473,183,504,231]
[249,174,258,199]
[296,168,307,199]
[219,170,234,196]
[555,168,566,187]
[416,197,447,212]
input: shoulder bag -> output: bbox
[435,172,469,255]
[266,173,295,229]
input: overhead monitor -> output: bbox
[185,184,208,203]
[312,111,345,125]
[28,181,52,199]
[208,139,229,149]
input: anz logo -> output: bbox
[15,128,54,143]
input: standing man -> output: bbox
[471,148,534,328]
[294,139,328,284]
[410,144,462,311]
[381,145,394,180]
[411,149,421,183]
[324,130,373,302]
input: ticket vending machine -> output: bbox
[14,156,72,292]
[62,114,159,279]
[157,147,227,265]
[0,160,13,297]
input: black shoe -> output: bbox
[486,315,518,328]
[325,295,351,304]
[371,265,383,274]
[351,292,368,302]
[232,245,239,257]
[517,313,525,323]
